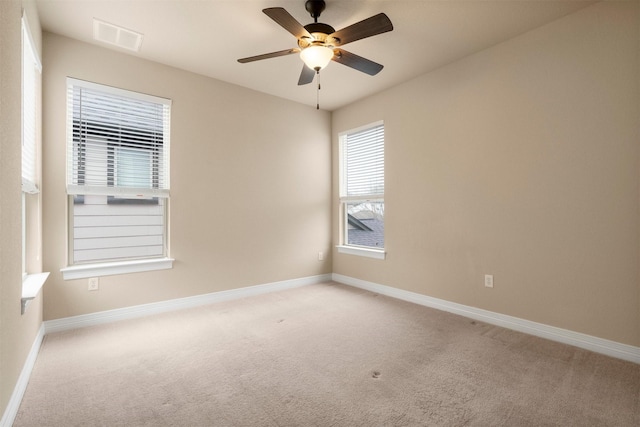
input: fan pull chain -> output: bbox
[316,70,321,110]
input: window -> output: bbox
[338,122,385,259]
[62,79,172,278]
[21,13,49,314]
[22,15,41,279]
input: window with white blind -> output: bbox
[63,78,173,278]
[21,13,50,314]
[338,122,385,259]
[21,14,41,277]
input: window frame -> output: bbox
[62,79,173,279]
[337,121,386,260]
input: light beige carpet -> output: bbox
[14,282,640,426]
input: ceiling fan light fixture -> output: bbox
[300,45,334,71]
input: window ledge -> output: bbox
[61,258,174,280]
[22,272,50,314]
[336,245,386,260]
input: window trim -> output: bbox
[22,272,49,314]
[64,78,172,274]
[61,257,174,280]
[336,245,386,260]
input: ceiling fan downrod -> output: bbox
[305,0,326,23]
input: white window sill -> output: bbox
[61,258,174,280]
[336,245,386,260]
[22,272,50,314]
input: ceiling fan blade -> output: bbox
[298,65,316,86]
[328,13,393,46]
[332,48,384,76]
[263,7,311,39]
[238,48,300,63]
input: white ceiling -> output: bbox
[35,0,596,111]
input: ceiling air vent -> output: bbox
[93,18,143,52]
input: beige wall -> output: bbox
[332,1,640,346]
[41,33,332,320]
[3,1,639,419]
[0,0,44,419]
[0,0,640,422]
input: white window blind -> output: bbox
[21,15,41,194]
[66,78,171,198]
[344,123,384,198]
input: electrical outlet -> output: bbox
[88,277,99,291]
[484,274,494,288]
[318,251,324,261]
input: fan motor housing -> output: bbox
[304,22,334,35]
[299,22,337,48]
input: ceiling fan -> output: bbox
[237,0,393,88]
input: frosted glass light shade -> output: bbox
[300,45,334,70]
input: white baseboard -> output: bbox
[45,273,332,334]
[0,324,45,427]
[332,273,640,364]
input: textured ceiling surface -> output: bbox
[36,0,595,111]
